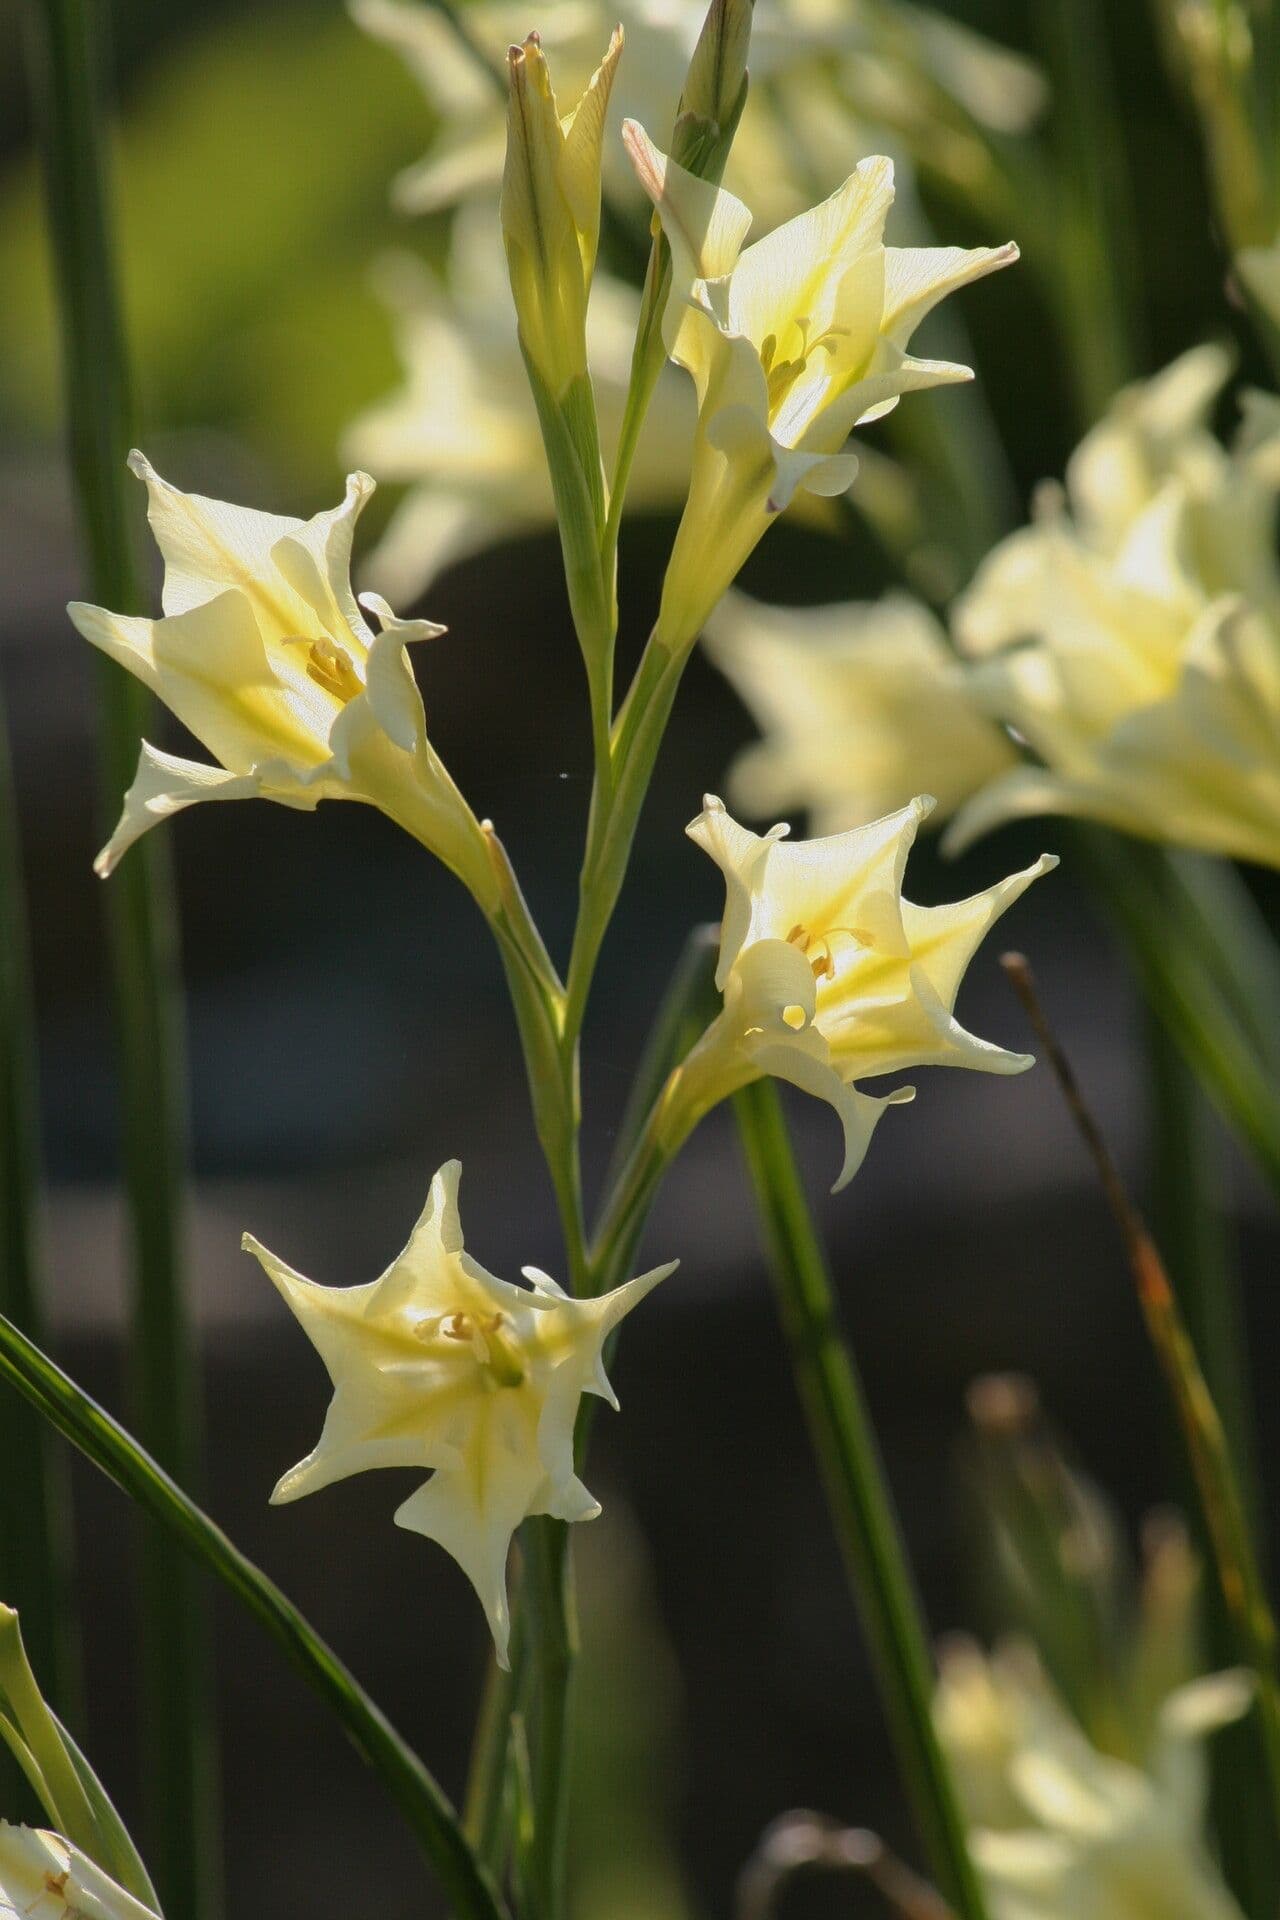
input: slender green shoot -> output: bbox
[0,682,79,1752]
[21,0,217,1904]
[733,1079,991,1920]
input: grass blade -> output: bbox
[733,1079,990,1920]
[20,0,217,1904]
[0,683,80,1778]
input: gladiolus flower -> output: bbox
[0,1824,160,1920]
[246,1161,673,1663]
[672,796,1054,1188]
[946,352,1280,867]
[706,589,1017,833]
[69,454,499,908]
[623,120,1017,648]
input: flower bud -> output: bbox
[671,0,752,182]
[501,26,622,402]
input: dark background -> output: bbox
[1,1,1278,1914]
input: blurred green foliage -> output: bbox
[0,4,438,498]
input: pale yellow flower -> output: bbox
[0,1824,160,1920]
[706,588,1017,832]
[624,121,1016,648]
[69,453,499,908]
[947,360,1280,867]
[672,796,1054,1188]
[246,1161,673,1663]
[936,1641,1251,1920]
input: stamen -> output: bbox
[283,634,363,703]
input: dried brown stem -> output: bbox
[1000,951,1280,1810]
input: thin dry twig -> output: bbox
[1000,951,1280,1799]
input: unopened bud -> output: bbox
[672,0,752,183]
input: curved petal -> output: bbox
[94,743,283,878]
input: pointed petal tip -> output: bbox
[621,118,660,185]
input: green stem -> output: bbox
[601,242,671,574]
[0,1311,511,1920]
[463,1630,521,1883]
[1034,0,1141,416]
[733,1080,991,1920]
[1075,831,1280,1200]
[564,634,688,1050]
[21,1,217,1907]
[0,683,80,1753]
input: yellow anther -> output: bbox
[299,635,363,703]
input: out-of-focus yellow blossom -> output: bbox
[624,121,1016,649]
[501,25,620,404]
[0,1824,161,1920]
[706,588,1017,832]
[69,454,499,908]
[346,222,696,603]
[246,1161,673,1663]
[936,1639,1251,1920]
[946,353,1280,866]
[666,796,1053,1189]
[352,0,1043,232]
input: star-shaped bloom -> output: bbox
[69,454,498,908]
[675,796,1054,1188]
[246,1162,673,1663]
[0,1825,160,1920]
[623,121,1016,648]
